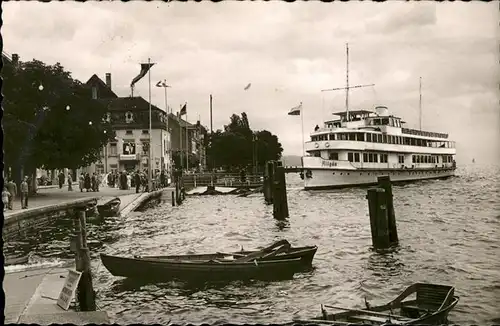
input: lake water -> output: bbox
[5,163,500,324]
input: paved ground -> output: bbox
[4,186,141,220]
[5,265,110,325]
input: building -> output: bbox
[167,113,208,171]
[85,74,172,175]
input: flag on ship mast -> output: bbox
[131,63,155,87]
[244,83,252,90]
[288,102,302,116]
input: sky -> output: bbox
[3,2,499,163]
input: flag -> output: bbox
[130,63,155,87]
[244,83,251,90]
[288,102,302,116]
[179,102,187,116]
[156,81,168,87]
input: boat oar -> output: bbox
[323,304,410,321]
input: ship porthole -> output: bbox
[325,142,330,148]
[314,143,319,148]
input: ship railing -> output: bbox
[181,172,264,188]
[401,127,448,139]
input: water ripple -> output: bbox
[4,163,499,324]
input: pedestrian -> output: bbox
[2,187,10,212]
[160,170,165,188]
[134,171,141,193]
[84,173,91,192]
[67,173,73,191]
[58,172,65,189]
[91,173,97,192]
[6,179,17,210]
[20,176,29,209]
[79,173,84,192]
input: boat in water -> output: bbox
[100,240,317,282]
[301,44,456,190]
[293,283,459,325]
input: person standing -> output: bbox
[20,176,29,209]
[58,171,65,189]
[84,173,91,192]
[67,173,73,191]
[91,173,97,192]
[134,171,141,193]
[2,187,10,212]
[79,173,84,192]
[6,179,17,210]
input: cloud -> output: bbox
[2,1,498,163]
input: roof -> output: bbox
[332,109,374,117]
[167,112,194,128]
[108,96,164,113]
[85,74,118,99]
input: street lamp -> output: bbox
[156,80,172,176]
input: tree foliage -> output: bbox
[206,112,283,172]
[3,58,114,173]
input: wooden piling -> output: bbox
[366,188,390,249]
[171,191,176,207]
[263,161,273,204]
[272,165,289,220]
[74,208,96,311]
[377,176,399,244]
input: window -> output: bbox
[363,153,368,162]
[92,87,97,99]
[354,153,360,162]
[357,133,365,141]
[329,133,336,140]
[348,152,354,162]
[377,135,382,143]
[142,130,149,134]
[109,143,117,155]
[329,152,338,160]
[382,135,387,143]
[398,155,404,164]
[380,154,388,163]
[96,164,104,174]
[373,154,378,163]
[382,118,389,125]
[348,133,356,141]
[367,133,372,142]
[122,142,136,155]
[412,156,416,163]
[126,130,133,135]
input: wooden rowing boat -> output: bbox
[293,283,459,325]
[5,253,30,266]
[100,240,317,282]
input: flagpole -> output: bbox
[186,110,189,171]
[179,108,183,170]
[300,102,305,159]
[163,81,170,174]
[148,57,153,192]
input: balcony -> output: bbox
[119,153,140,161]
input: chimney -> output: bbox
[11,53,19,65]
[105,73,112,89]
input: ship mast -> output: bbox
[419,77,422,130]
[321,43,375,122]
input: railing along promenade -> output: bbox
[181,172,264,189]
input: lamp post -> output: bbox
[156,80,172,175]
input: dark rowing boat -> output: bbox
[293,283,459,325]
[5,254,30,266]
[100,240,317,282]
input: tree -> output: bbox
[3,58,114,184]
[172,151,199,170]
[206,112,283,172]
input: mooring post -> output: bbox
[268,161,276,204]
[263,161,272,204]
[377,176,399,244]
[366,188,390,249]
[171,190,176,207]
[273,165,289,220]
[75,207,96,311]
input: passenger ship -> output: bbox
[302,106,457,190]
[301,44,456,190]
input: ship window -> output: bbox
[378,134,382,143]
[367,133,372,142]
[363,153,368,162]
[357,133,365,141]
[398,155,404,164]
[348,133,356,141]
[413,156,416,163]
[354,153,360,162]
[382,118,389,125]
[382,135,387,143]
[373,154,379,163]
[329,133,335,140]
[380,154,388,163]
[329,152,338,160]
[348,152,354,162]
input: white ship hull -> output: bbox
[303,167,455,190]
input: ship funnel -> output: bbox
[375,106,389,116]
